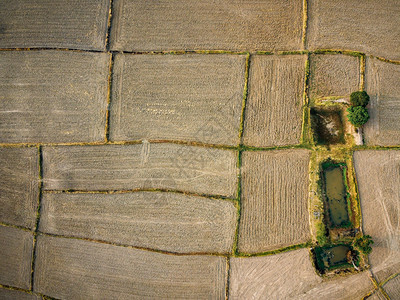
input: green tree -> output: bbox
[347,106,369,127]
[350,91,370,107]
[353,235,374,255]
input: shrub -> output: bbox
[347,106,369,127]
[353,235,374,255]
[350,91,370,107]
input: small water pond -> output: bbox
[314,244,356,273]
[322,164,351,228]
[311,108,345,145]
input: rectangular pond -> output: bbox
[322,164,351,228]
[314,244,356,273]
[311,108,345,145]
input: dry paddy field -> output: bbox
[230,248,374,299]
[40,192,237,254]
[110,0,303,51]
[307,0,400,60]
[309,54,360,101]
[34,235,227,299]
[364,57,400,146]
[354,150,400,283]
[243,55,305,147]
[383,275,400,299]
[42,143,238,198]
[0,147,38,229]
[0,288,40,300]
[238,150,310,254]
[110,54,246,146]
[0,51,110,143]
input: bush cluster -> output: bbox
[353,235,374,255]
[347,91,370,127]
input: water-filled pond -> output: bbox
[323,165,350,228]
[314,244,353,272]
[311,108,344,144]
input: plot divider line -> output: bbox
[238,53,251,145]
[42,188,238,203]
[225,257,231,300]
[302,0,309,50]
[360,54,366,91]
[105,0,114,51]
[30,145,44,291]
[105,52,115,142]
[37,232,230,258]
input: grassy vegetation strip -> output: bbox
[236,242,311,257]
[301,0,308,50]
[238,53,250,144]
[104,53,114,142]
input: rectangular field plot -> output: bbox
[0,288,40,300]
[243,55,305,147]
[110,54,246,146]
[230,248,373,299]
[40,192,237,254]
[364,58,400,146]
[354,150,400,283]
[0,0,109,50]
[0,51,110,143]
[42,143,238,198]
[0,147,38,229]
[309,54,359,101]
[307,0,400,60]
[0,226,33,290]
[238,150,310,253]
[110,0,303,51]
[34,235,227,299]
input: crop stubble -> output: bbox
[40,192,237,254]
[238,150,310,253]
[354,150,400,283]
[364,57,400,146]
[34,235,227,299]
[243,55,305,147]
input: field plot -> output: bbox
[307,0,400,60]
[0,288,40,300]
[0,226,33,290]
[230,249,320,299]
[309,54,359,101]
[40,192,237,254]
[0,147,38,229]
[110,0,303,51]
[230,248,374,299]
[367,291,387,300]
[238,150,310,253]
[42,143,238,198]
[364,57,400,146]
[0,0,109,50]
[110,54,245,146]
[354,150,400,283]
[383,275,400,299]
[34,235,227,299]
[0,51,110,143]
[243,55,305,147]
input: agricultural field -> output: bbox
[0,51,110,143]
[0,147,38,229]
[110,0,303,51]
[309,54,360,101]
[383,275,400,299]
[243,55,305,147]
[307,0,400,61]
[42,143,238,198]
[0,226,33,290]
[353,150,400,283]
[110,54,246,146]
[1,0,400,298]
[34,235,227,299]
[364,57,400,146]
[39,192,237,254]
[238,150,310,254]
[0,0,109,50]
[230,248,374,299]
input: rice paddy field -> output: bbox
[0,0,399,298]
